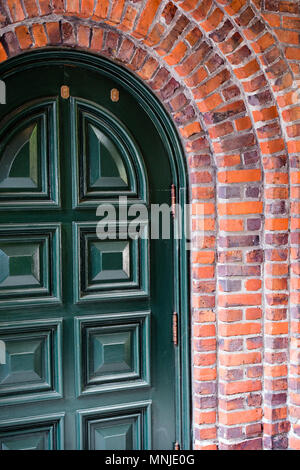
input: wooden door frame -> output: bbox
[0,49,192,450]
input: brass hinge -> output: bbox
[174,441,180,450]
[173,312,178,346]
[171,184,176,218]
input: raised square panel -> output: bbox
[0,99,60,209]
[0,413,64,450]
[71,99,147,208]
[0,319,62,405]
[89,241,130,283]
[0,224,61,308]
[77,402,151,450]
[75,312,150,396]
[73,222,149,302]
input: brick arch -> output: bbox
[0,0,300,451]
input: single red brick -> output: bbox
[14,26,32,51]
[133,0,163,38]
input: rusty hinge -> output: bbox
[174,441,180,450]
[173,312,178,346]
[171,184,176,218]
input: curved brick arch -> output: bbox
[0,0,300,451]
[163,4,293,450]
[177,0,295,451]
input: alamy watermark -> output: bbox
[95,196,204,251]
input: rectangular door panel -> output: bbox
[0,318,62,405]
[0,224,61,308]
[73,221,149,302]
[0,413,65,450]
[74,312,150,396]
[76,402,151,450]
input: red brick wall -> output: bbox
[1,0,300,451]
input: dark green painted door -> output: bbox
[0,57,177,450]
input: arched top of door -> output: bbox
[0,49,188,193]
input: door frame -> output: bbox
[0,49,191,450]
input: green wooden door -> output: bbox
[0,54,179,450]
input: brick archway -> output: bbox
[1,0,300,451]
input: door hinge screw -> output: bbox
[171,184,176,218]
[173,312,178,346]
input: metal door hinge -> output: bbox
[171,184,176,218]
[174,441,180,450]
[173,312,178,346]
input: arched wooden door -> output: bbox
[0,51,190,450]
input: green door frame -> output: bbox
[0,49,192,450]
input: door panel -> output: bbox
[0,224,61,307]
[73,221,149,302]
[0,57,177,450]
[74,312,150,396]
[0,100,60,208]
[0,319,62,405]
[77,402,151,450]
[73,99,147,206]
[0,413,65,450]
